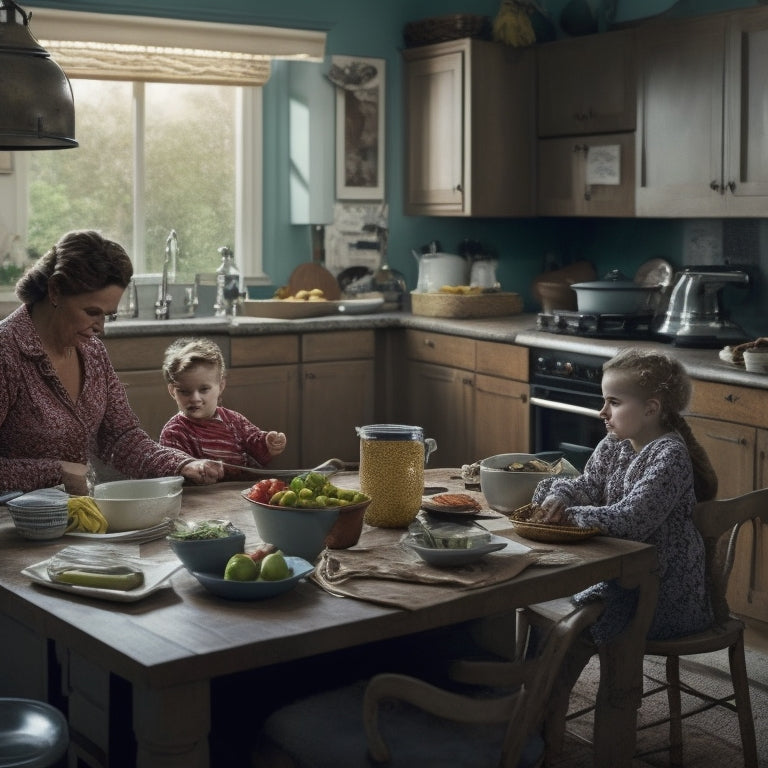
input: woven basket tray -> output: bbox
[403,14,491,47]
[410,291,523,319]
[509,520,601,544]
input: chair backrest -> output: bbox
[500,601,603,767]
[692,487,768,624]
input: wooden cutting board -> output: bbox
[288,263,341,301]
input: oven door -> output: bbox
[530,384,604,472]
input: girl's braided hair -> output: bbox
[603,347,718,501]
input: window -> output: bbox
[17,7,325,283]
[29,79,240,281]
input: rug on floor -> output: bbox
[548,649,768,767]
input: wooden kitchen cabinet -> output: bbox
[636,7,768,216]
[474,340,529,459]
[537,29,636,138]
[402,38,535,217]
[228,335,301,468]
[300,330,375,467]
[537,132,635,217]
[686,378,768,623]
[404,330,530,466]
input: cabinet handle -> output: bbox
[423,338,435,348]
[709,180,724,194]
[305,372,316,380]
[462,377,473,386]
[454,184,463,193]
[573,144,588,155]
[705,432,748,446]
[724,393,741,403]
[728,180,736,193]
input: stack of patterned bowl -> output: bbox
[7,488,70,540]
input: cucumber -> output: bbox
[54,570,144,591]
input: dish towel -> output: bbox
[312,529,579,610]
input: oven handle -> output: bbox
[529,396,603,420]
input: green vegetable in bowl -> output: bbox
[168,519,241,540]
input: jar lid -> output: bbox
[356,424,424,440]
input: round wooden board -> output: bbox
[288,263,341,301]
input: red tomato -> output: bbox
[247,478,285,504]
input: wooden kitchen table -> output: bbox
[0,471,658,768]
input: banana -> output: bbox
[67,496,109,534]
[493,0,536,47]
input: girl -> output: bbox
[533,347,716,643]
[160,337,287,478]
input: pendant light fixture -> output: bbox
[0,0,77,149]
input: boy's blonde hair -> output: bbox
[603,347,718,501]
[162,337,226,385]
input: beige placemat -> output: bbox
[311,526,579,610]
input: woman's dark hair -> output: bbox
[15,230,133,305]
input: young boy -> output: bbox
[160,337,286,478]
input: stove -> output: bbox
[536,310,656,339]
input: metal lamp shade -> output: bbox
[0,0,77,150]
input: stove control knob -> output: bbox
[555,361,574,376]
[535,356,552,373]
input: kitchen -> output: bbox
[2,0,768,765]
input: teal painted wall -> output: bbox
[23,0,768,334]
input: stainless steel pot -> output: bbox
[570,270,660,314]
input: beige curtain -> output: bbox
[25,7,327,86]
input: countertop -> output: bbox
[102,310,766,390]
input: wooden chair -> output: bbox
[516,488,765,768]
[253,601,603,768]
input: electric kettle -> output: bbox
[653,268,750,346]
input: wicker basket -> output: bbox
[410,291,523,319]
[403,14,491,48]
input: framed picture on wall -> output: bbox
[0,152,12,174]
[331,56,385,201]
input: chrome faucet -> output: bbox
[154,229,177,320]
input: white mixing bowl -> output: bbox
[93,476,184,532]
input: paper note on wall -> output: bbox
[585,145,620,185]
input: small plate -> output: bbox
[191,557,314,600]
[337,297,385,315]
[404,533,514,567]
[22,558,182,602]
[65,520,172,543]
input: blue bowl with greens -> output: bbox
[167,520,245,574]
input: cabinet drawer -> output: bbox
[301,330,375,362]
[688,381,768,430]
[230,335,299,367]
[475,341,528,381]
[405,330,476,370]
[104,334,230,371]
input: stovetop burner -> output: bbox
[537,311,656,339]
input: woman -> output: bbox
[0,230,223,495]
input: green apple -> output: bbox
[224,553,260,581]
[258,551,291,581]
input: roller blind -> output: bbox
[25,7,327,86]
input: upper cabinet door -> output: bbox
[636,15,726,216]
[724,8,768,213]
[403,38,535,217]
[537,29,636,138]
[404,48,465,212]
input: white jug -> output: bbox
[413,251,470,292]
